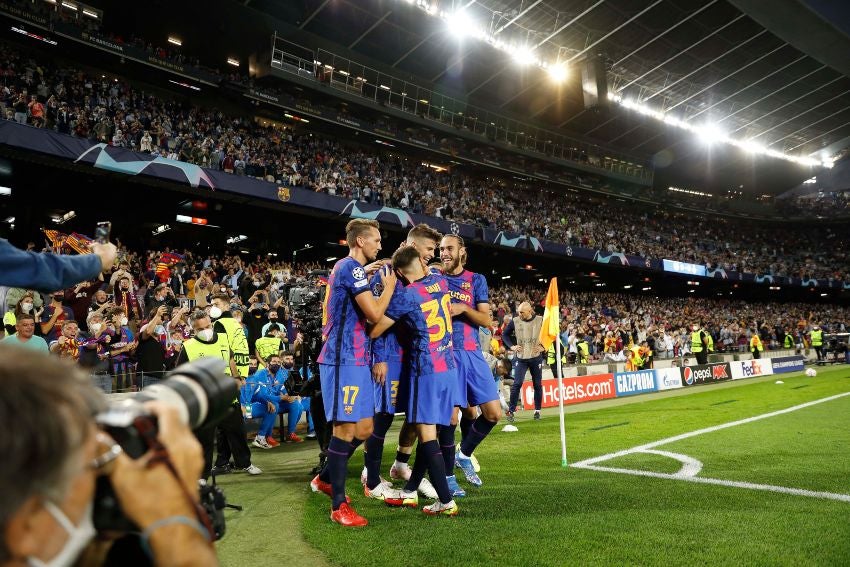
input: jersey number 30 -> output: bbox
[420,295,452,342]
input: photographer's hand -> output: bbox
[109,402,216,565]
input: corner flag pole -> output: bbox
[555,311,567,468]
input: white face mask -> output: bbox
[28,501,96,567]
[120,317,128,326]
[21,302,33,312]
[197,328,214,341]
[89,323,102,333]
[209,306,222,319]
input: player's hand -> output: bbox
[379,265,397,290]
[365,259,390,276]
[371,362,388,385]
[449,303,467,317]
[266,401,275,413]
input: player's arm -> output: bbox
[368,316,395,339]
[354,267,397,324]
[452,301,493,327]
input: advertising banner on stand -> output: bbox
[656,368,684,391]
[731,359,774,380]
[522,374,616,410]
[614,370,657,397]
[770,356,806,374]
[680,363,732,386]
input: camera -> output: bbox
[286,271,327,355]
[93,358,237,539]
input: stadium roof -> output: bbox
[104,0,850,194]
[249,0,850,193]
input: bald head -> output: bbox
[518,302,534,321]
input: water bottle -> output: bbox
[244,404,252,419]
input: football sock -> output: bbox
[364,433,386,490]
[327,436,351,510]
[422,440,452,504]
[403,446,428,493]
[460,415,497,457]
[438,424,457,472]
[459,415,474,442]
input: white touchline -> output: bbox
[571,391,850,503]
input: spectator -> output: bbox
[1,312,48,351]
[40,290,75,344]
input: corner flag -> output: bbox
[538,277,559,350]
[538,278,568,467]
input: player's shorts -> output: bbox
[319,364,375,423]
[454,349,499,407]
[373,360,406,415]
[407,368,458,426]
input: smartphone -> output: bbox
[180,298,190,309]
[95,221,111,244]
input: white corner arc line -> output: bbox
[575,464,850,503]
[572,391,850,468]
[638,449,703,477]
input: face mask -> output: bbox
[220,287,228,293]
[253,281,261,287]
[197,328,214,341]
[89,323,102,333]
[268,364,281,373]
[209,306,222,319]
[283,361,293,369]
[248,365,258,375]
[21,302,33,312]
[120,317,128,326]
[28,501,96,567]
[172,339,183,347]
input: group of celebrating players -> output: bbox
[310,219,502,526]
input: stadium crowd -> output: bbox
[0,41,847,283]
[488,284,849,361]
[2,237,847,392]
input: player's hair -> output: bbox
[346,219,380,248]
[392,246,422,271]
[266,323,280,335]
[211,292,230,304]
[266,352,281,364]
[407,223,442,244]
[441,233,465,248]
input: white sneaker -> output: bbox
[390,463,411,481]
[418,477,438,499]
[360,466,392,488]
[243,464,262,475]
[252,437,272,449]
[364,482,401,501]
[422,499,458,516]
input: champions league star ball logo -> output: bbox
[450,222,459,235]
[353,267,366,280]
[565,246,573,256]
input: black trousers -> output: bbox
[695,350,708,365]
[197,403,251,478]
[814,346,824,361]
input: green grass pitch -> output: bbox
[215,366,850,566]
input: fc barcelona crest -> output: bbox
[461,282,471,290]
[277,186,291,202]
[344,405,353,415]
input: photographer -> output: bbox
[0,347,217,566]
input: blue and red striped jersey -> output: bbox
[443,269,489,351]
[369,272,405,364]
[385,273,455,375]
[318,256,372,366]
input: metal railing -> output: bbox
[270,35,653,184]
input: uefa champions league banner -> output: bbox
[1,120,846,289]
[770,356,805,374]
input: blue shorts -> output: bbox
[454,349,499,407]
[407,369,458,426]
[319,364,375,423]
[374,360,406,415]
